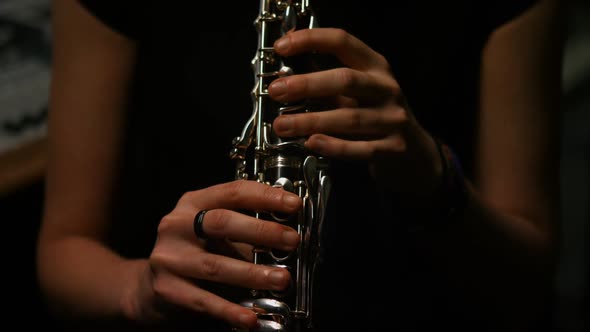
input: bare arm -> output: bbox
[37,0,140,319]
[478,0,563,245]
[424,0,565,328]
[477,0,563,300]
[37,3,303,329]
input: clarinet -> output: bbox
[229,1,331,331]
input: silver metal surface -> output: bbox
[230,1,330,331]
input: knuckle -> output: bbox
[262,184,282,203]
[246,263,261,283]
[335,68,356,91]
[157,214,178,235]
[348,109,363,131]
[376,54,390,71]
[387,81,405,103]
[221,302,238,319]
[179,190,199,205]
[253,219,270,242]
[388,134,407,153]
[331,28,350,47]
[200,253,222,278]
[390,77,402,92]
[225,180,246,204]
[189,293,208,312]
[288,76,308,97]
[373,74,400,98]
[207,209,230,234]
[398,107,411,123]
[306,112,321,133]
[151,274,169,301]
[390,106,411,126]
[295,28,313,48]
[383,104,410,124]
[378,109,400,130]
[149,248,168,269]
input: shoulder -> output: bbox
[481,0,541,27]
[77,0,144,39]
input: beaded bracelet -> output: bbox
[435,138,468,222]
[407,139,468,233]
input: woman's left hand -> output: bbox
[269,27,443,200]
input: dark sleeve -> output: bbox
[480,0,539,31]
[77,0,142,39]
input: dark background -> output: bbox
[0,0,588,330]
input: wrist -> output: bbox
[406,138,469,232]
[119,259,156,324]
[436,139,469,217]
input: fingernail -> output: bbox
[274,37,290,53]
[269,80,287,99]
[269,270,288,287]
[274,116,293,133]
[282,230,300,248]
[239,312,254,327]
[282,193,301,208]
[306,136,326,153]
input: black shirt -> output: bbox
[74,1,537,331]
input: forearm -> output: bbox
[40,0,142,321]
[37,235,146,320]
[413,183,557,328]
[420,0,565,326]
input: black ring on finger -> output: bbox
[193,209,209,240]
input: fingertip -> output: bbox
[305,135,328,155]
[274,36,290,54]
[273,115,294,136]
[282,193,302,210]
[282,230,300,250]
[268,79,288,101]
[238,310,258,328]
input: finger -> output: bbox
[206,240,253,262]
[274,106,407,138]
[152,271,258,329]
[197,209,300,251]
[304,134,407,160]
[153,246,292,292]
[306,95,358,112]
[268,67,397,103]
[274,28,388,71]
[185,180,302,213]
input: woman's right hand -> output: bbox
[122,179,303,329]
